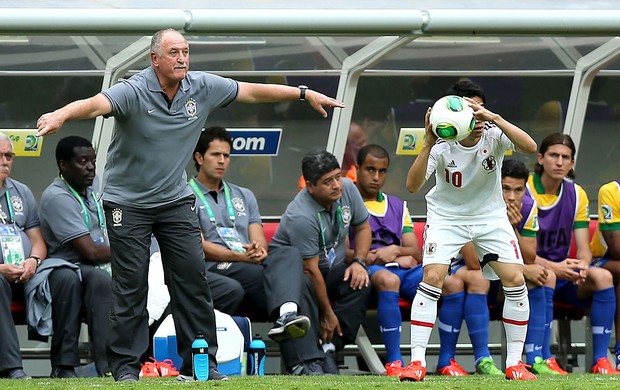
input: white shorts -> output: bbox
[422,218,523,280]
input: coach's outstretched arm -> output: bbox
[36,94,112,137]
[237,82,344,118]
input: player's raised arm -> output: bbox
[406,108,436,193]
[463,96,536,154]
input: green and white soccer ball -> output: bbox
[429,95,475,142]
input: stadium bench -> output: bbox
[12,219,596,371]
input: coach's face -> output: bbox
[152,30,189,84]
[307,168,342,209]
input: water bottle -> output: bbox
[191,333,209,381]
[247,335,266,376]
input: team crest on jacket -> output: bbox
[602,205,612,220]
[10,196,23,213]
[185,98,197,118]
[482,156,497,171]
[341,206,352,225]
[112,208,123,227]
[232,197,246,214]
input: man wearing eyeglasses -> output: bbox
[0,132,46,379]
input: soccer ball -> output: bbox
[429,95,475,142]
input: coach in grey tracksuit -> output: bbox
[35,29,343,382]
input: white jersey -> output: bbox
[425,123,514,224]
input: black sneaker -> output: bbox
[321,349,340,375]
[268,312,310,342]
[3,368,31,379]
[117,373,139,382]
[176,369,228,382]
[50,366,78,379]
[290,360,325,375]
[208,368,229,381]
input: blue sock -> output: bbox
[542,286,554,360]
[464,293,491,363]
[377,291,403,364]
[437,291,465,369]
[590,287,615,365]
[524,287,545,365]
[615,342,620,368]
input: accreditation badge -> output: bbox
[0,224,24,265]
[327,248,336,267]
[216,227,246,253]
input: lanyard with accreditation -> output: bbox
[0,189,25,265]
[189,178,245,253]
[317,206,343,267]
[61,176,105,233]
[61,176,111,274]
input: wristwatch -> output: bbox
[298,85,308,101]
[27,255,42,266]
[353,257,367,268]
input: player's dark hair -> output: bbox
[55,136,93,168]
[193,126,233,171]
[302,149,340,186]
[357,144,390,167]
[534,132,576,179]
[446,79,486,105]
[502,159,529,181]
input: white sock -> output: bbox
[502,284,529,368]
[322,342,335,353]
[410,282,442,366]
[279,302,298,317]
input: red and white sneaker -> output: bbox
[385,361,403,377]
[436,358,468,376]
[591,357,620,374]
[399,361,427,382]
[545,357,568,375]
[156,358,180,377]
[505,361,537,380]
[139,361,159,378]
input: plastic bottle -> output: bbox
[191,333,209,381]
[247,335,266,376]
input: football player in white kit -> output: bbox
[401,80,538,381]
